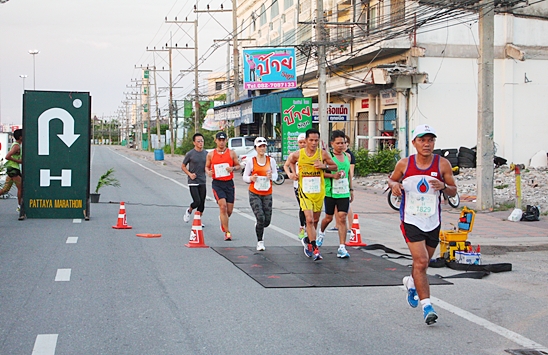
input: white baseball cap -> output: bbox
[412,124,437,140]
[254,137,267,147]
[297,133,306,142]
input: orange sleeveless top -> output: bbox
[249,156,273,195]
[211,148,234,181]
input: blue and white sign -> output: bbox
[312,103,351,122]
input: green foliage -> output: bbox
[150,124,169,135]
[94,168,120,193]
[354,148,401,176]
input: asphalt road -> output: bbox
[1,145,547,355]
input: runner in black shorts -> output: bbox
[400,223,441,249]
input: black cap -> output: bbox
[216,131,227,139]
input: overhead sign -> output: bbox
[243,48,297,90]
[312,103,351,122]
[281,97,312,161]
[23,91,91,219]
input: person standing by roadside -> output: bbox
[284,133,307,239]
[286,128,338,261]
[205,131,240,241]
[4,129,23,211]
[243,137,278,251]
[388,124,457,325]
[182,133,208,223]
[316,130,353,258]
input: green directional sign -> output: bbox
[22,91,91,219]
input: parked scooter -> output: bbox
[384,185,460,211]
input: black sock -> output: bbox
[311,240,317,249]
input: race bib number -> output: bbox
[332,178,349,195]
[214,163,230,178]
[254,176,270,191]
[406,192,436,217]
[302,177,321,193]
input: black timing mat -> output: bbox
[211,246,452,288]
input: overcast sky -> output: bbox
[0,0,232,125]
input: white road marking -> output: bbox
[432,296,548,352]
[66,237,78,244]
[113,148,548,350]
[32,334,58,355]
[55,268,71,282]
[72,219,81,223]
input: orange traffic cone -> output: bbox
[346,213,367,246]
[185,211,208,248]
[112,202,132,229]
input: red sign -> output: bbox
[11,125,21,132]
[361,99,369,109]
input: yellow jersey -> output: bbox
[297,148,325,211]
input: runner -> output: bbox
[286,128,338,261]
[242,137,278,251]
[4,129,23,211]
[181,133,207,223]
[205,131,240,241]
[316,130,353,258]
[388,124,457,325]
[283,132,307,239]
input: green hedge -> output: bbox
[354,148,400,176]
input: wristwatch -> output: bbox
[441,183,447,191]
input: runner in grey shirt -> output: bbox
[182,133,208,222]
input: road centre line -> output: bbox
[54,269,71,282]
[113,148,548,350]
[32,334,58,355]
[72,219,81,223]
[66,237,78,244]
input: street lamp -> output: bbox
[28,49,39,90]
[19,75,27,92]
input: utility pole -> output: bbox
[316,0,328,148]
[145,49,171,150]
[476,0,495,210]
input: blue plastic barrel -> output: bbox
[154,149,164,161]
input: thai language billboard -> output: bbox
[281,97,312,161]
[243,48,297,90]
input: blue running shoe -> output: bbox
[337,246,350,258]
[316,231,325,247]
[403,276,419,308]
[313,247,322,261]
[304,242,313,258]
[423,305,438,325]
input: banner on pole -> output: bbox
[281,97,312,161]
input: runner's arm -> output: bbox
[438,157,458,197]
[242,157,253,183]
[205,151,213,177]
[5,145,21,164]
[388,158,408,196]
[321,150,338,171]
[285,152,298,180]
[229,150,240,171]
[269,157,278,181]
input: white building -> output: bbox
[230,0,548,164]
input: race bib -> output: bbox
[406,192,436,217]
[332,178,349,195]
[302,177,321,193]
[254,176,270,191]
[214,163,230,178]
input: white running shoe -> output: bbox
[256,241,265,251]
[183,208,191,223]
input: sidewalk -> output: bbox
[109,145,548,251]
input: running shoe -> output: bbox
[301,236,309,248]
[298,227,305,240]
[224,232,232,241]
[16,205,20,212]
[337,246,350,258]
[304,241,313,258]
[316,230,325,247]
[313,247,322,261]
[256,241,265,251]
[403,276,419,308]
[328,227,338,232]
[183,208,191,223]
[423,305,438,325]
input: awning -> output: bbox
[213,88,303,123]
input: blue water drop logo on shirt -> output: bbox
[417,177,429,194]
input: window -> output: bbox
[215,82,223,91]
[231,138,243,147]
[251,12,256,32]
[271,0,279,19]
[284,0,293,10]
[391,0,405,24]
[260,4,267,26]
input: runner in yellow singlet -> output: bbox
[286,128,338,261]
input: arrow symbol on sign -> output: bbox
[38,108,80,155]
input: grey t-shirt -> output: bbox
[182,149,208,185]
